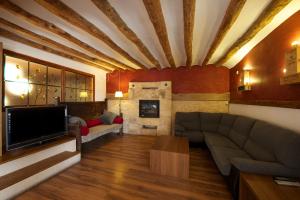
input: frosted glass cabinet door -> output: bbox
[65,88,76,102]
[48,67,62,86]
[4,82,28,106]
[29,84,46,105]
[4,56,28,82]
[47,86,61,104]
[65,71,76,88]
[86,77,93,90]
[29,62,47,84]
[76,74,86,89]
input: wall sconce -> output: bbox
[238,68,252,91]
[291,40,299,47]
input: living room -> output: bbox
[0,0,300,199]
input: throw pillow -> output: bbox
[113,116,123,124]
[100,111,118,125]
[86,118,103,128]
[68,116,87,127]
[80,126,89,136]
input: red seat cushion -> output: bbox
[113,116,124,124]
[80,126,89,136]
[86,118,103,128]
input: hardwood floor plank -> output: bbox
[15,134,231,200]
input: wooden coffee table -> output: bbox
[150,136,189,179]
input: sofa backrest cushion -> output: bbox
[175,112,201,131]
[200,113,222,132]
[218,114,237,136]
[228,116,255,148]
[275,129,300,169]
[244,120,300,169]
[244,121,278,162]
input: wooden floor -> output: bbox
[16,134,232,200]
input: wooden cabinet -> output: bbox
[239,173,300,200]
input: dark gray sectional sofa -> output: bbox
[175,112,300,179]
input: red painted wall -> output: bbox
[230,11,300,101]
[107,65,229,94]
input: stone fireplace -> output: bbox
[108,81,172,136]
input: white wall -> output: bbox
[229,103,300,133]
[0,38,107,101]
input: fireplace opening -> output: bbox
[139,100,160,118]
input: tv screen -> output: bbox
[6,106,67,151]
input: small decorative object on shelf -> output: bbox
[280,41,300,85]
[285,41,300,76]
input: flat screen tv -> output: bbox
[6,106,67,151]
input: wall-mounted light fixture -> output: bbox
[243,69,251,90]
[291,40,299,47]
[238,66,252,91]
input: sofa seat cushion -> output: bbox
[210,146,251,176]
[181,131,204,143]
[218,114,237,136]
[204,132,239,149]
[82,124,122,143]
[201,113,222,132]
[228,116,255,148]
[231,158,300,178]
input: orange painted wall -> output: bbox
[107,65,229,94]
[230,11,300,101]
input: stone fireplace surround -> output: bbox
[110,81,172,136]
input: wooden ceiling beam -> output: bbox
[143,0,176,67]
[0,0,135,71]
[202,0,246,66]
[34,0,147,69]
[91,0,161,69]
[0,28,112,72]
[0,17,119,71]
[215,0,292,66]
[183,0,196,67]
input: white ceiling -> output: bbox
[0,0,299,71]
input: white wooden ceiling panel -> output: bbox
[208,0,271,64]
[160,0,185,67]
[108,0,170,67]
[193,0,230,65]
[61,0,153,68]
[0,10,95,57]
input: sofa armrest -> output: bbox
[231,158,300,178]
